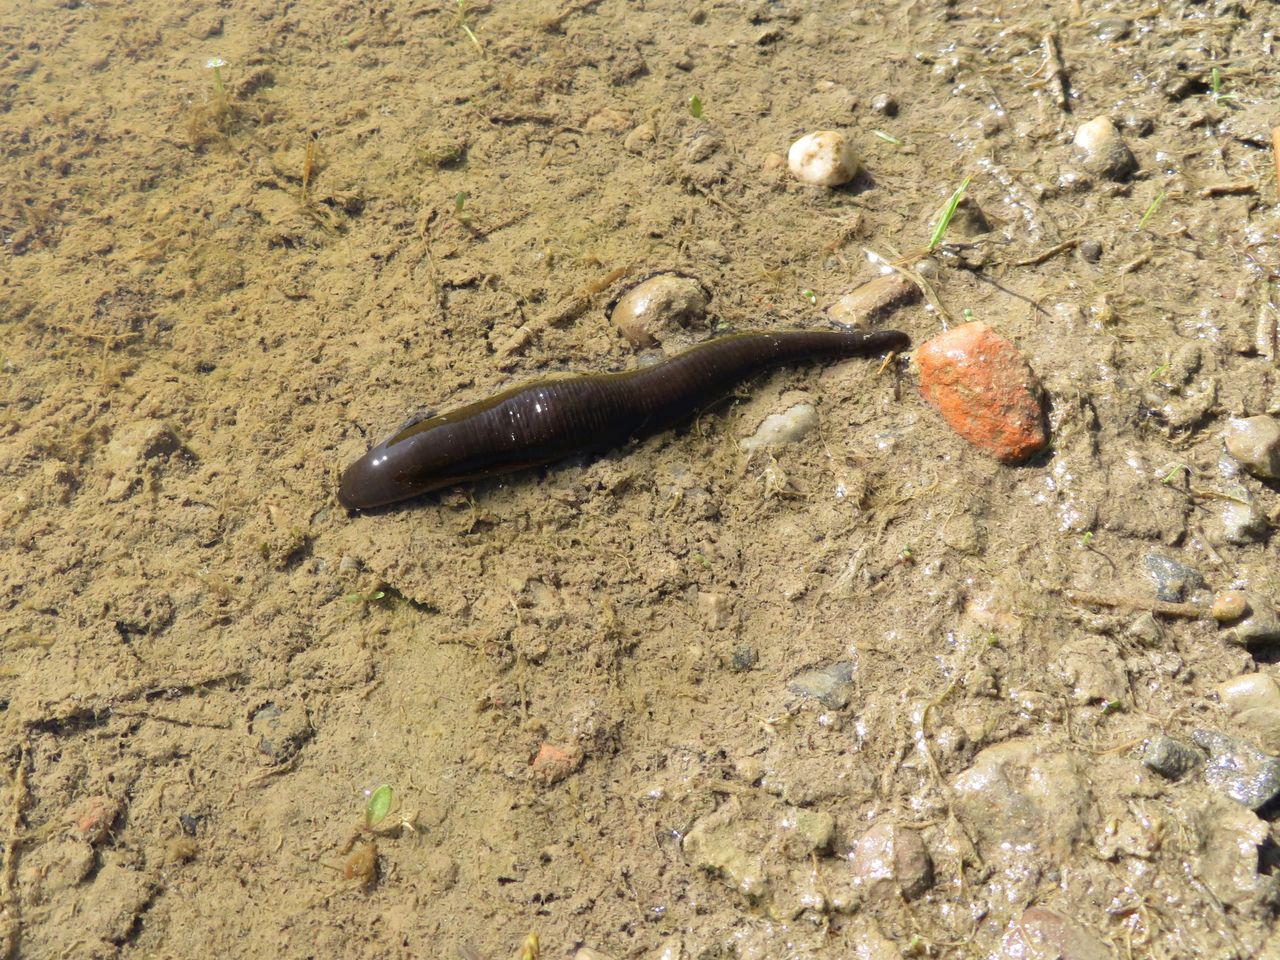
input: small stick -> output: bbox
[1042,33,1070,111]
[1064,590,1207,618]
[1198,182,1256,198]
[1272,127,1280,189]
[1007,237,1079,267]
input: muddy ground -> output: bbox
[3,0,1280,957]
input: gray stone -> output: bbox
[1142,735,1200,780]
[1192,729,1280,811]
[787,661,856,709]
[1142,553,1205,602]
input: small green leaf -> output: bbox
[366,784,393,827]
[928,176,971,251]
[688,95,703,119]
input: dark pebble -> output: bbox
[730,645,758,672]
[1142,553,1205,603]
[1079,239,1102,263]
[1141,735,1199,780]
[1192,729,1280,811]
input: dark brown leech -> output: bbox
[338,328,909,510]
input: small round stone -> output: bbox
[610,274,710,348]
[787,130,861,187]
[1079,239,1102,262]
[1212,590,1249,623]
[1072,116,1136,181]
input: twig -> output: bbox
[1042,32,1070,111]
[1064,590,1207,618]
[1007,237,1080,267]
[1198,182,1256,198]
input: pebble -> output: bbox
[787,661,856,709]
[1211,590,1249,622]
[1192,729,1280,810]
[740,403,818,454]
[1072,116,1136,181]
[1141,734,1200,780]
[870,93,898,116]
[530,742,582,785]
[610,274,709,348]
[1205,482,1267,545]
[1142,553,1205,602]
[825,273,921,328]
[1093,16,1131,41]
[1216,591,1280,647]
[995,907,1111,960]
[729,644,757,671]
[848,821,933,899]
[1223,415,1280,479]
[1218,674,1280,754]
[787,130,861,187]
[1218,673,1280,713]
[1078,238,1102,262]
[916,321,1049,463]
[63,795,121,844]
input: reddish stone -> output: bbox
[916,322,1048,463]
[530,742,582,785]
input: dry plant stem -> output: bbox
[1008,237,1079,267]
[1041,32,1069,110]
[1272,127,1280,189]
[1064,590,1207,618]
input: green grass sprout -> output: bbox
[1209,66,1238,102]
[688,95,703,119]
[453,191,471,224]
[365,785,393,829]
[1137,190,1166,231]
[800,288,817,305]
[928,176,971,251]
[872,129,903,145]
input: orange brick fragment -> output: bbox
[916,322,1048,463]
[530,742,582,785]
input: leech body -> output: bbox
[338,328,909,510]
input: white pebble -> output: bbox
[787,130,861,187]
[1072,116,1135,180]
[1218,673,1280,713]
[1224,415,1280,479]
[741,403,818,453]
